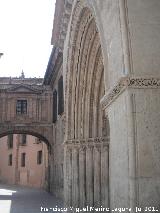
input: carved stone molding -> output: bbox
[100,77,128,110]
[63,137,109,148]
[101,77,160,109]
[127,77,160,88]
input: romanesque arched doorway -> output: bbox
[64,2,110,209]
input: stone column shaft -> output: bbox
[101,145,109,207]
[94,145,101,207]
[79,146,86,208]
[64,146,72,207]
[72,147,79,207]
[86,146,94,206]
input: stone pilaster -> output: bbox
[64,146,72,207]
[101,144,109,207]
[94,145,101,207]
[1,98,5,121]
[86,145,94,206]
[72,146,79,207]
[79,145,86,208]
[64,138,109,209]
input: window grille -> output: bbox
[16,100,27,114]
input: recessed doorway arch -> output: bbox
[64,1,110,208]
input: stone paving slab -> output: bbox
[0,184,63,213]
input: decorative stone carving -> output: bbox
[100,77,128,110]
[79,145,86,152]
[101,77,160,109]
[128,77,160,88]
[64,137,109,150]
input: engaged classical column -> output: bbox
[86,145,94,206]
[101,144,109,207]
[72,146,79,207]
[64,145,72,207]
[79,145,86,208]
[94,145,101,207]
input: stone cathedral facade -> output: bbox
[44,0,160,210]
[0,0,160,211]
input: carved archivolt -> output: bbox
[101,77,160,109]
[64,2,110,208]
[65,2,107,140]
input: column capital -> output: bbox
[101,76,160,109]
[93,144,101,152]
[101,144,109,152]
[79,145,86,152]
[64,137,109,149]
[65,145,72,154]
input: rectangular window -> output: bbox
[8,135,13,149]
[21,153,26,167]
[16,100,27,115]
[37,150,42,164]
[20,134,27,145]
[53,90,57,123]
[58,76,64,115]
[8,154,12,166]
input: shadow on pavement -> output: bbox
[0,184,63,213]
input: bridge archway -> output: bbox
[0,128,52,151]
[0,131,52,191]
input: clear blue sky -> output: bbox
[0,0,55,78]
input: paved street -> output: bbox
[0,184,63,213]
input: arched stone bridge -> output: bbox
[0,77,53,147]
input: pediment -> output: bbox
[6,84,43,94]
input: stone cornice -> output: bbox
[43,47,62,86]
[0,77,43,85]
[0,84,52,94]
[101,77,160,109]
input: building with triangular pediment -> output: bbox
[0,76,51,189]
[0,76,53,142]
